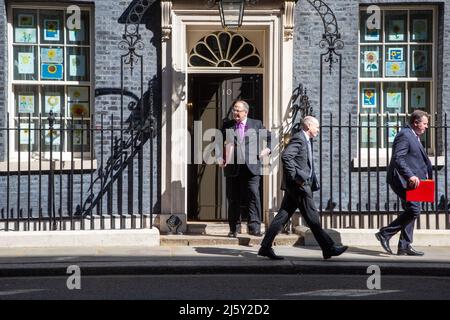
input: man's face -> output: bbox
[232,103,248,122]
[412,116,429,136]
[308,121,320,138]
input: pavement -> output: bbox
[0,244,449,277]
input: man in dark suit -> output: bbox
[258,116,348,260]
[218,100,271,237]
[376,110,432,256]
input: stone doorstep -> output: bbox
[295,226,450,246]
[160,234,303,247]
[186,221,267,235]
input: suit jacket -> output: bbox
[387,124,432,190]
[281,131,320,192]
[220,118,272,177]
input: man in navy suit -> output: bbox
[218,100,272,237]
[376,110,432,256]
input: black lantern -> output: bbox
[218,0,245,29]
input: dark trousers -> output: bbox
[261,185,334,252]
[226,165,262,233]
[381,184,421,249]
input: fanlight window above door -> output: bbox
[189,31,262,68]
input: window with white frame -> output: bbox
[359,6,436,150]
[8,4,92,157]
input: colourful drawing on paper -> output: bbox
[18,52,34,74]
[18,94,34,113]
[365,27,380,41]
[15,28,37,43]
[44,124,60,146]
[411,87,426,109]
[68,87,89,102]
[73,125,88,145]
[364,51,379,72]
[41,48,63,63]
[70,103,89,117]
[41,63,63,80]
[69,55,85,77]
[386,62,406,77]
[19,123,34,145]
[362,88,376,108]
[18,14,34,27]
[44,93,61,113]
[412,19,428,41]
[412,50,427,72]
[69,20,85,42]
[388,48,403,61]
[387,122,401,143]
[389,19,405,41]
[386,89,402,111]
[44,19,60,41]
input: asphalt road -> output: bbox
[1,274,450,300]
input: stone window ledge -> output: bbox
[352,155,445,169]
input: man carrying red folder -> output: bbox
[376,110,433,256]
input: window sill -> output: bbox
[0,159,97,173]
[352,155,445,169]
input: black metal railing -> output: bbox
[0,110,154,232]
[315,112,450,230]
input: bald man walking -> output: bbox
[258,116,348,260]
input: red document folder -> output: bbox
[406,180,435,202]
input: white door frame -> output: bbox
[159,5,295,230]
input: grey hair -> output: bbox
[234,100,249,112]
[302,116,319,130]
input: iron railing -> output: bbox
[314,112,450,230]
[0,110,154,232]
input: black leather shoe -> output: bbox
[323,245,348,260]
[375,232,393,254]
[258,247,284,260]
[397,246,424,256]
[227,232,237,238]
[248,231,264,237]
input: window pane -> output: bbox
[360,115,379,148]
[360,45,382,78]
[16,120,38,152]
[384,82,405,114]
[385,11,407,43]
[409,82,430,113]
[360,83,380,114]
[386,115,404,148]
[14,85,38,116]
[41,120,63,152]
[360,10,382,43]
[385,45,407,77]
[410,45,432,78]
[40,46,65,81]
[13,9,37,44]
[68,120,91,153]
[67,11,90,45]
[14,46,37,80]
[40,10,64,45]
[68,86,90,118]
[410,10,433,42]
[41,85,64,116]
[67,47,90,81]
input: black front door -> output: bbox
[188,74,263,221]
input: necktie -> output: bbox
[237,121,245,141]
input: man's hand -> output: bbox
[217,158,226,168]
[258,148,271,160]
[408,176,420,189]
[296,180,305,187]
